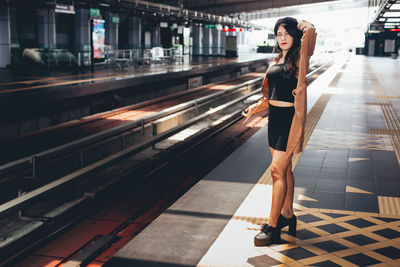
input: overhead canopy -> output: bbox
[369,0,400,32]
[182,0,338,15]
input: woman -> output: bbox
[242,17,317,246]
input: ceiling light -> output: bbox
[383,12,400,17]
[379,18,386,21]
[389,4,400,10]
[387,18,400,22]
[99,3,110,7]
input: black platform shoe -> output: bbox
[277,214,297,236]
[254,223,281,246]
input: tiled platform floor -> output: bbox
[106,54,400,267]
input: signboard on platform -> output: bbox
[89,8,100,17]
[384,39,395,52]
[188,76,203,89]
[92,19,105,59]
[178,26,183,34]
[183,27,190,55]
[55,4,75,14]
[205,24,216,29]
[112,16,120,23]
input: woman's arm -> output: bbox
[297,20,317,58]
[241,72,269,120]
[292,19,317,97]
[261,71,269,98]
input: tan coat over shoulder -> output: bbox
[256,20,317,154]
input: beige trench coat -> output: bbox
[251,20,317,155]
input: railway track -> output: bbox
[0,61,330,266]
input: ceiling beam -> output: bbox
[244,0,369,21]
[184,0,339,15]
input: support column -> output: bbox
[220,29,225,55]
[128,16,141,49]
[151,23,160,47]
[0,6,11,68]
[104,12,118,50]
[211,28,219,56]
[37,8,56,49]
[192,24,202,56]
[74,8,90,65]
[225,31,237,57]
[202,26,211,56]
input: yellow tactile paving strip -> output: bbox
[328,71,343,88]
[370,128,400,136]
[378,196,400,216]
[366,63,400,166]
[292,93,332,173]
[197,59,400,267]
[306,129,394,151]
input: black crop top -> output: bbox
[266,63,298,103]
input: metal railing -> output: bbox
[22,48,92,68]
[20,46,184,70]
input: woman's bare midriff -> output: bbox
[269,99,294,107]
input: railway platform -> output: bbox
[0,54,270,142]
[101,54,400,266]
[0,54,270,102]
[9,53,400,267]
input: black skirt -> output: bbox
[268,104,295,152]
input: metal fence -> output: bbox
[20,46,184,70]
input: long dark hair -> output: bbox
[273,17,303,77]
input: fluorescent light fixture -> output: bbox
[385,25,395,28]
[383,12,400,17]
[99,3,110,7]
[389,4,400,10]
[387,18,400,22]
[379,18,386,21]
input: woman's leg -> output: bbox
[267,148,292,227]
[281,161,295,218]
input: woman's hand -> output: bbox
[296,19,315,32]
[292,89,301,97]
[241,103,259,119]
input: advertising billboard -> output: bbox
[92,19,105,59]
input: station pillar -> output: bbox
[211,28,219,56]
[192,24,202,56]
[0,6,11,68]
[220,29,226,56]
[202,26,212,56]
[225,31,238,57]
[129,16,141,50]
[104,12,118,51]
[37,8,56,49]
[151,23,160,47]
[74,8,90,58]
